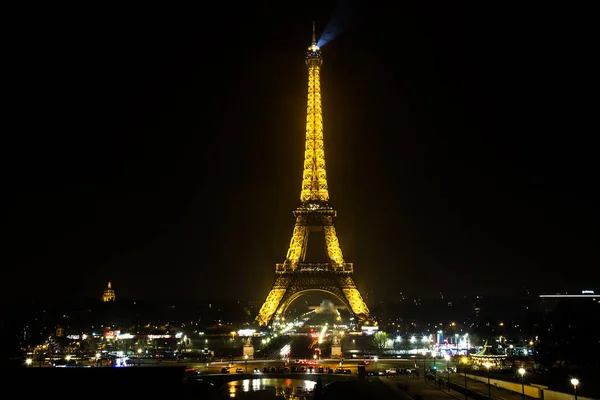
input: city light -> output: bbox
[0,0,574,381]
[318,323,328,344]
[571,378,579,400]
[279,344,291,357]
[571,378,579,387]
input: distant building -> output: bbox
[103,282,116,302]
[538,290,597,313]
[470,340,507,367]
[539,289,596,299]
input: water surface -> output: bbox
[223,378,317,399]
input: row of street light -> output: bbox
[455,359,580,400]
[23,351,582,399]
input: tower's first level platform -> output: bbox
[275,263,353,274]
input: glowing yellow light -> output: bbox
[103,281,116,302]
[461,357,468,364]
[254,32,371,328]
[571,378,579,387]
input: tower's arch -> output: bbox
[275,288,350,321]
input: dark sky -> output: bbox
[4,2,597,304]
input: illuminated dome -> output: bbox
[102,281,116,302]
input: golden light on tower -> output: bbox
[285,22,344,267]
[254,24,371,328]
[301,21,327,203]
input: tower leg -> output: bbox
[255,276,291,326]
[323,224,344,264]
[338,275,371,324]
[285,223,308,266]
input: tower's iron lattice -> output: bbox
[255,26,372,327]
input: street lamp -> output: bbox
[461,357,469,400]
[445,355,451,391]
[509,344,514,366]
[455,334,459,355]
[25,358,32,367]
[518,367,526,400]
[244,354,248,373]
[570,378,579,400]
[484,362,492,399]
[374,356,378,374]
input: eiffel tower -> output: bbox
[255,24,372,327]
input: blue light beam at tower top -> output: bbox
[316,1,355,48]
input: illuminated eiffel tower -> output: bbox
[256,24,372,327]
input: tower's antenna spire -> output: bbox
[312,21,316,45]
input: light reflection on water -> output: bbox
[225,378,317,399]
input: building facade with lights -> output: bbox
[102,282,116,302]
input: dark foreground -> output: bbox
[2,367,405,400]
[4,367,195,399]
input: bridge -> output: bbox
[191,371,358,388]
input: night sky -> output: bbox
[4,3,597,304]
